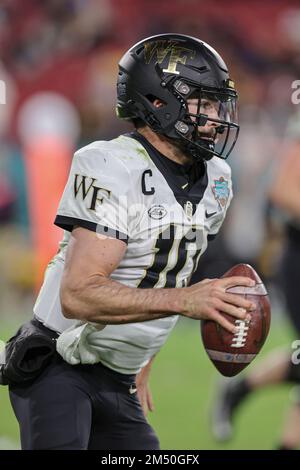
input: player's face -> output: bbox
[152,94,238,159]
[187,97,220,142]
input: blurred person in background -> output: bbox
[212,111,300,450]
[3,33,256,450]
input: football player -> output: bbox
[9,33,255,450]
[211,112,300,450]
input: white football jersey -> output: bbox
[34,132,233,374]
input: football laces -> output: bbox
[231,319,250,348]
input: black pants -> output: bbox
[9,354,159,450]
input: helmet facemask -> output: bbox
[158,76,239,161]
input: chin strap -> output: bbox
[179,134,216,161]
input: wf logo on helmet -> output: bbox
[144,40,196,75]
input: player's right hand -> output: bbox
[181,277,256,333]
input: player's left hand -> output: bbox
[136,359,155,416]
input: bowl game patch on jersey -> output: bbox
[212,176,230,209]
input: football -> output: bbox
[200,264,271,377]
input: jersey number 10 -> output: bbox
[137,224,204,289]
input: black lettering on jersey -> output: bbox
[137,224,203,289]
[165,227,202,288]
[74,174,111,211]
[89,186,111,211]
[74,174,96,199]
[142,170,155,195]
[138,225,175,288]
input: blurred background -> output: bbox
[1,0,300,449]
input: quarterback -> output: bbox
[8,33,255,450]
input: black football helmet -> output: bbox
[116,33,239,161]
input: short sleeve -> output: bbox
[54,146,131,244]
